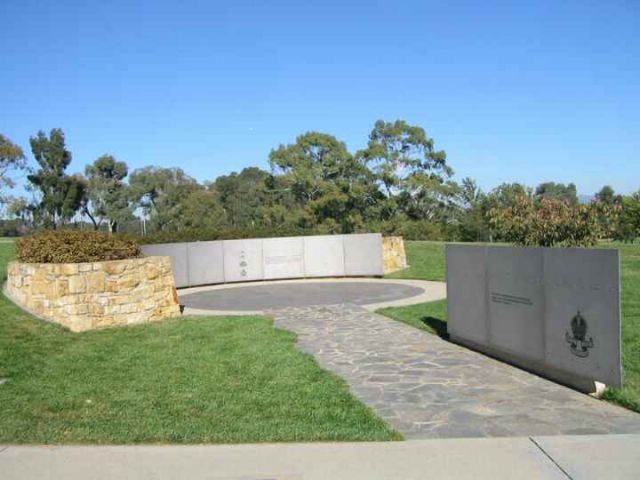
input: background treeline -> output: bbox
[1,120,639,245]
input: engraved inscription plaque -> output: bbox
[446,244,621,390]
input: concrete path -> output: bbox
[271,304,640,439]
[179,278,447,316]
[2,435,639,479]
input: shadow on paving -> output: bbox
[270,303,640,439]
[419,316,449,339]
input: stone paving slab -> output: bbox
[270,304,640,439]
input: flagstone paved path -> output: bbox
[270,304,640,439]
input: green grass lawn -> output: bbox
[381,240,640,413]
[0,242,399,444]
[385,241,446,282]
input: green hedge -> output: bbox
[16,230,142,264]
[136,221,455,245]
[137,226,322,245]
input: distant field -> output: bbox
[382,240,640,413]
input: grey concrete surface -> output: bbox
[187,240,225,285]
[142,242,190,287]
[533,434,640,480]
[271,304,640,439]
[223,238,263,282]
[343,233,384,276]
[178,278,446,316]
[303,235,345,277]
[1,435,638,479]
[181,281,424,311]
[263,236,305,280]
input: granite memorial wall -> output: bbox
[446,244,622,391]
[142,233,384,288]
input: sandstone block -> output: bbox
[56,278,69,296]
[126,312,147,325]
[33,268,48,282]
[118,273,141,289]
[86,271,106,293]
[61,263,79,275]
[145,263,161,280]
[103,261,128,275]
[121,303,141,314]
[105,280,118,292]
[382,236,407,274]
[88,304,105,316]
[70,316,93,332]
[68,275,86,294]
[64,304,89,315]
[32,280,51,296]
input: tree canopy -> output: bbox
[269,132,376,232]
[27,129,85,229]
[534,182,578,205]
[357,120,453,221]
[3,122,639,245]
[83,155,132,232]
[129,166,201,232]
[0,134,27,203]
[212,167,269,228]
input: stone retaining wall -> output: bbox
[382,236,408,274]
[5,256,181,332]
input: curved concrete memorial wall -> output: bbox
[141,233,384,288]
[446,245,622,392]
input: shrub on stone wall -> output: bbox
[16,230,142,263]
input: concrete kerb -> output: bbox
[177,278,447,316]
[2,435,640,480]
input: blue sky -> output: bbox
[1,0,638,195]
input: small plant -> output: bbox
[16,230,141,263]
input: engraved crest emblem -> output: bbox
[565,310,594,358]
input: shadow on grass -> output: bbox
[419,316,449,339]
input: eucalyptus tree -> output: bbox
[595,185,618,206]
[0,134,27,204]
[534,182,578,205]
[356,119,454,222]
[212,167,270,228]
[27,129,85,229]
[83,155,132,232]
[129,166,212,232]
[269,132,376,232]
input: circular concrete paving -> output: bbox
[179,279,446,314]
